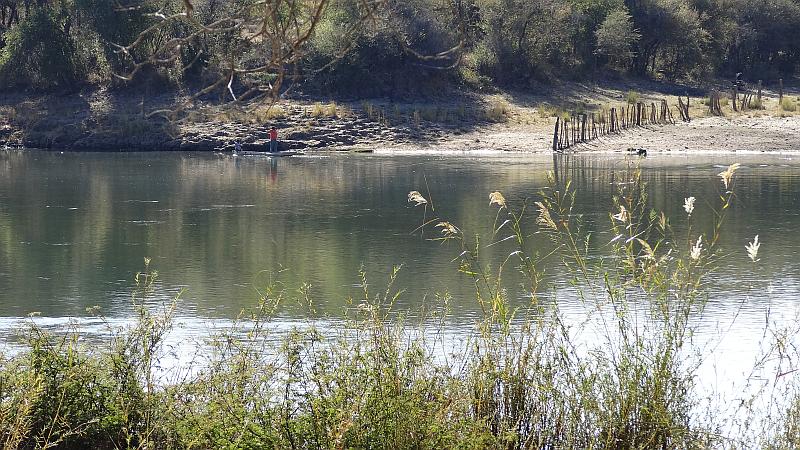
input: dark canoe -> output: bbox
[237,150,304,157]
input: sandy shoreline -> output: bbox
[376,115,800,155]
[6,114,800,155]
[573,115,800,154]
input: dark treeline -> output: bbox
[0,0,798,96]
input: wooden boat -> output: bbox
[237,150,304,157]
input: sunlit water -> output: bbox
[1,149,799,396]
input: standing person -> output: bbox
[268,126,278,153]
[233,141,242,155]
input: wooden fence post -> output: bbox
[570,117,574,145]
[636,103,640,126]
[581,114,586,142]
[574,115,578,143]
[553,117,559,152]
[610,108,615,132]
[779,78,784,104]
[621,106,626,129]
[642,102,647,124]
[677,95,690,122]
[757,80,762,108]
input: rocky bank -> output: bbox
[0,91,495,152]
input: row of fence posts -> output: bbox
[710,79,774,116]
[552,99,678,152]
[730,79,765,113]
[552,80,784,152]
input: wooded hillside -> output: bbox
[0,0,798,97]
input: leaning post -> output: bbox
[553,117,560,152]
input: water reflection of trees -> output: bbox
[2,152,800,319]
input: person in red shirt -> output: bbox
[268,126,278,153]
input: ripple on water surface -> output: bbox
[0,151,799,381]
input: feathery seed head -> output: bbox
[612,205,628,223]
[746,235,760,262]
[718,163,741,190]
[408,191,428,206]
[684,197,695,216]
[535,202,557,230]
[489,192,507,208]
[690,235,703,261]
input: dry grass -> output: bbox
[781,97,798,112]
[326,101,338,118]
[484,98,510,122]
[257,106,286,121]
[310,102,341,118]
[537,103,562,118]
[311,102,325,117]
[206,105,285,124]
[357,102,475,127]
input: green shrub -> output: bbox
[0,330,133,448]
[0,8,85,89]
[625,90,640,105]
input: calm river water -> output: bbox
[1,150,799,377]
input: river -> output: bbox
[1,150,799,384]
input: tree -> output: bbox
[0,3,83,89]
[113,0,467,109]
[595,7,639,70]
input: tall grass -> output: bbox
[0,164,798,448]
[484,98,510,122]
[310,102,342,118]
[625,90,640,105]
[360,102,472,127]
[781,97,798,112]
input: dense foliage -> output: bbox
[0,0,798,95]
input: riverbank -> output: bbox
[2,80,798,153]
[432,114,800,154]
